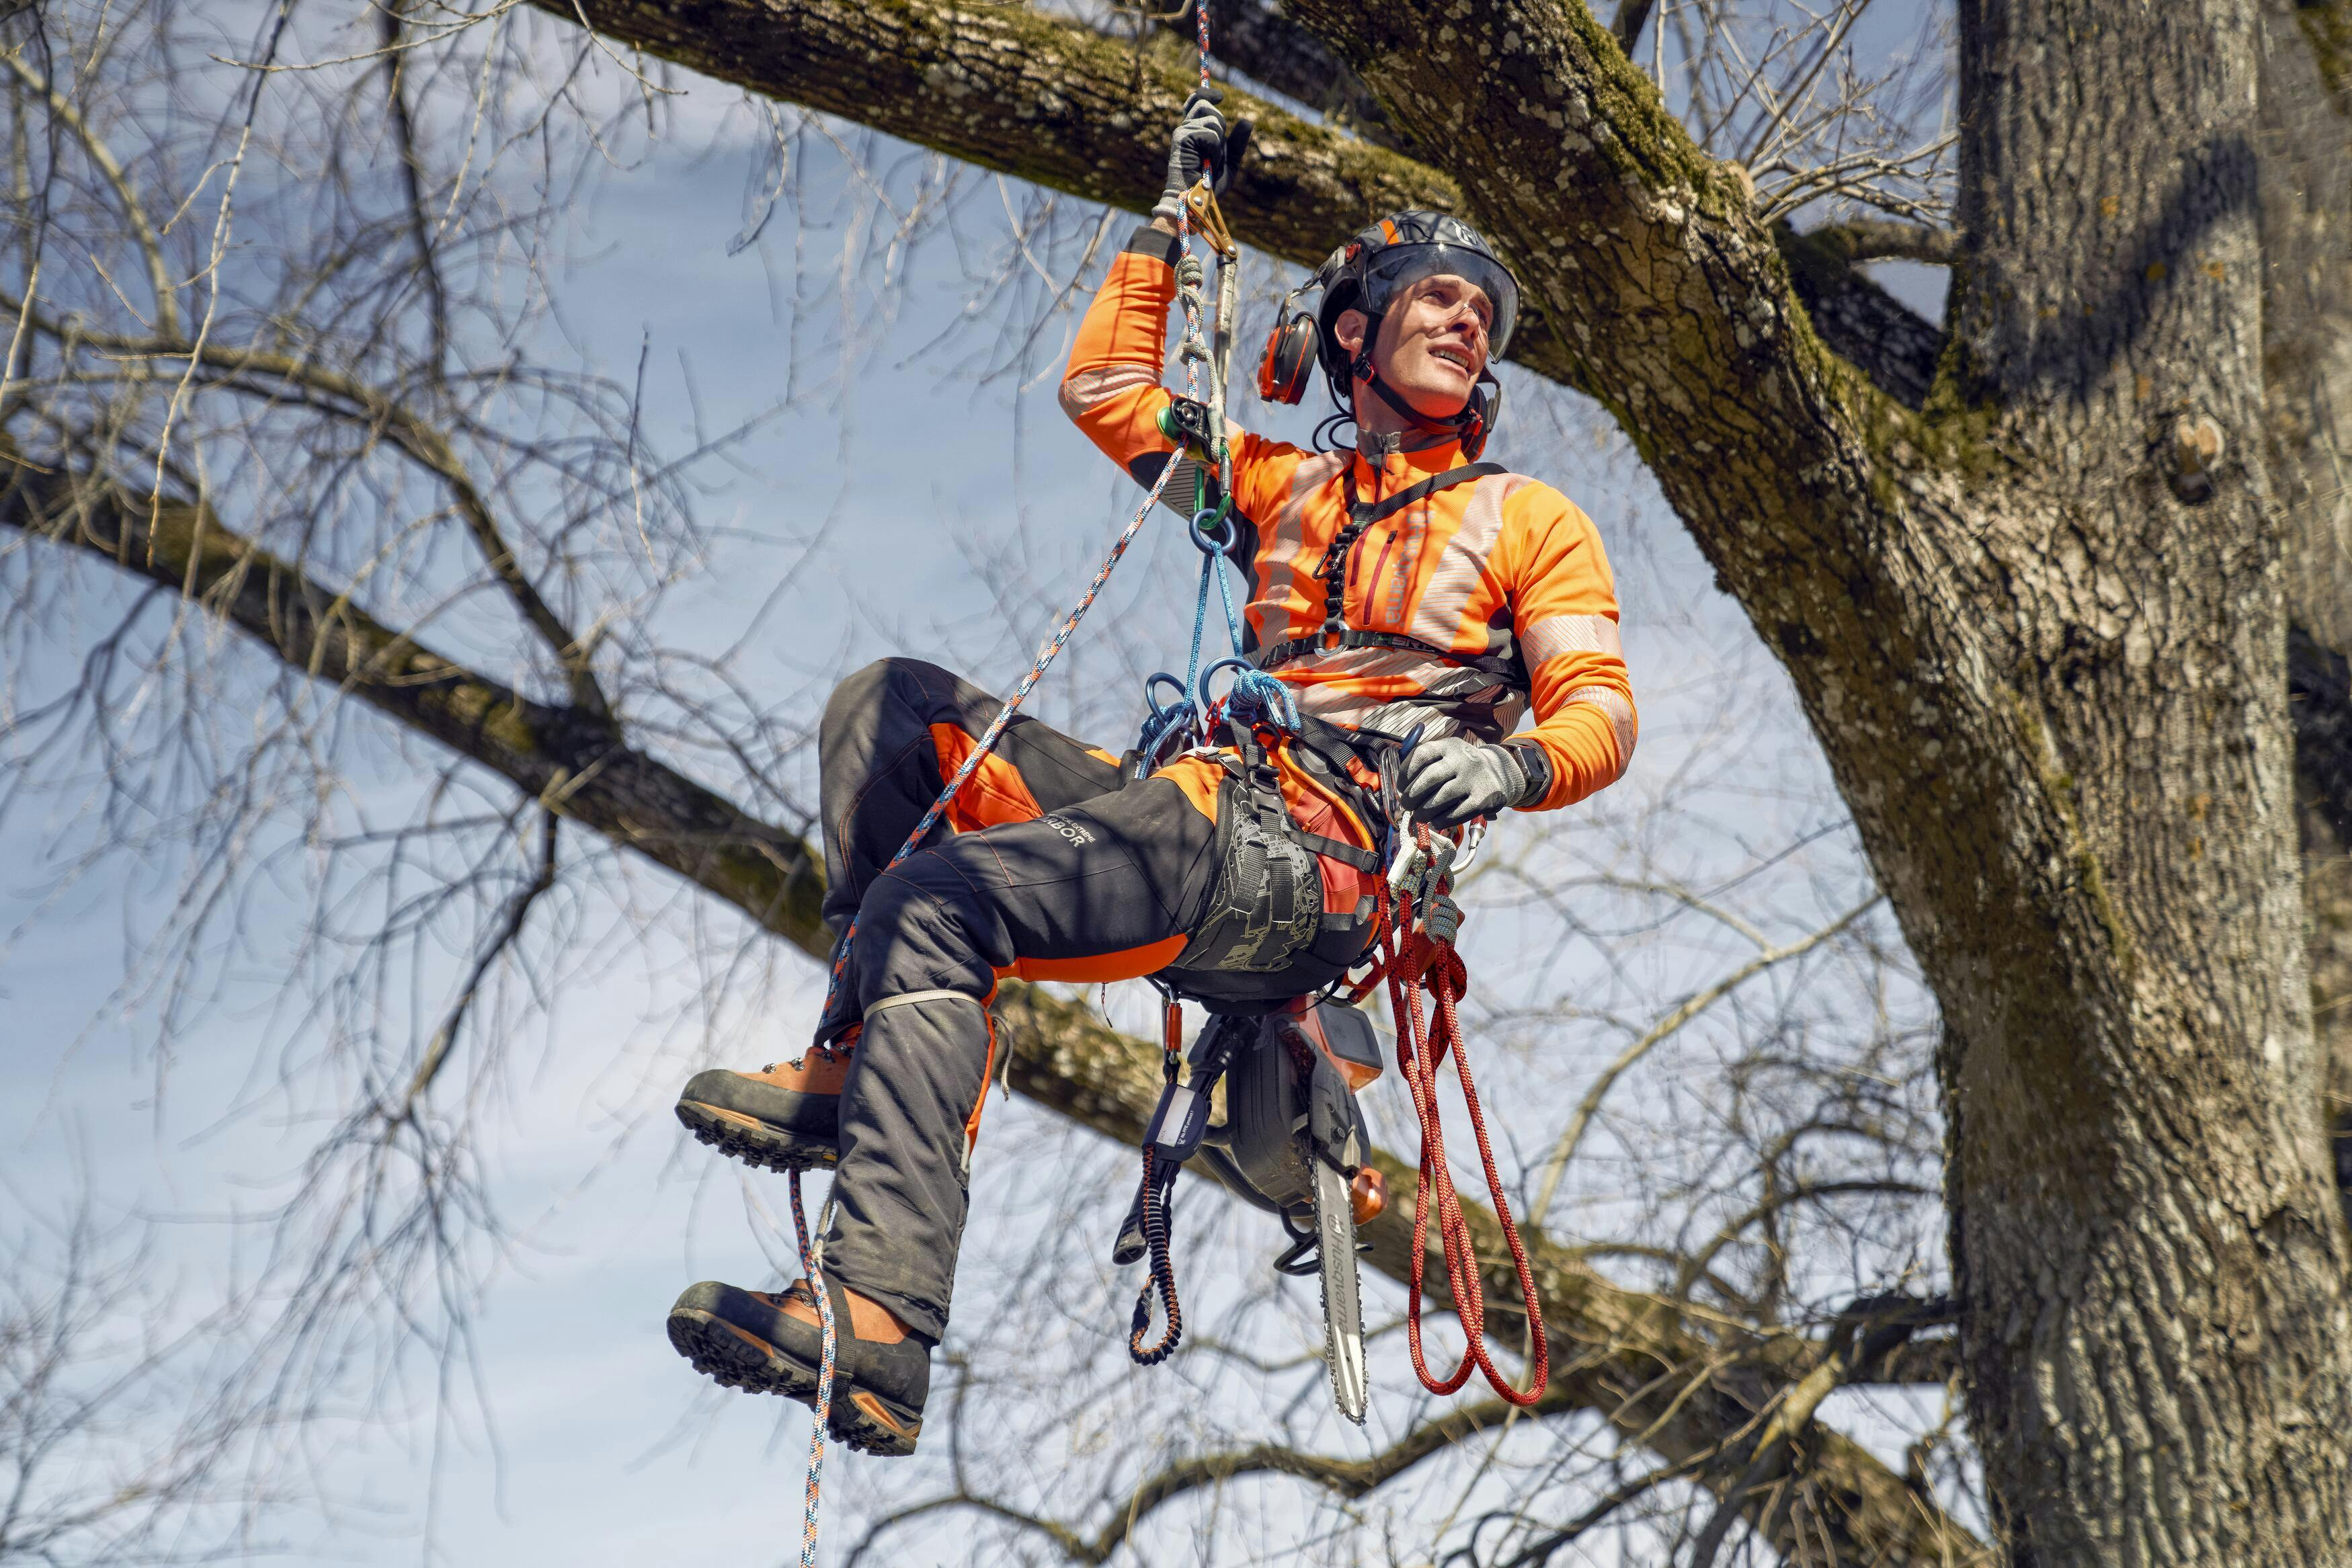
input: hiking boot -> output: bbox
[666,1276,930,1456]
[674,1030,856,1173]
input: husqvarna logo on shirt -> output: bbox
[1043,815,1096,847]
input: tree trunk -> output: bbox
[1262,0,2352,1555]
[1930,0,2351,1557]
[2260,0,2352,1229]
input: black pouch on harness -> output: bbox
[1184,764,1320,972]
[1159,755,1369,1013]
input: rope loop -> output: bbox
[1197,655,1297,733]
[1375,848,1549,1411]
[1128,1149,1184,1363]
[1143,670,1194,724]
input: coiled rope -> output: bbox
[1375,825,1550,1408]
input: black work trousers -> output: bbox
[814,659,1220,1342]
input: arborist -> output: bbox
[661,85,1637,1458]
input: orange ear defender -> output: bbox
[1256,306,1319,405]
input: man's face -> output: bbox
[1337,274,1494,419]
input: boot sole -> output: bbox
[666,1307,924,1457]
[674,1100,838,1173]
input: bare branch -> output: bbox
[1,52,179,338]
[1531,896,1882,1226]
[393,810,559,1120]
[0,443,826,950]
[849,1383,1584,1567]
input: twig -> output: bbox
[1530,895,1881,1226]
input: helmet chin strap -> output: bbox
[1350,327,1484,447]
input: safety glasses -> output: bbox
[1359,244,1519,360]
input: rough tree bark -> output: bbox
[2261,0,2352,1224]
[1924,2,2348,1555]
[1275,0,2351,1554]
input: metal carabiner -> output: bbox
[1449,817,1490,877]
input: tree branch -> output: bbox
[1800,216,1960,266]
[394,810,559,1122]
[4,54,180,339]
[852,1383,1586,1566]
[1154,0,1402,151]
[0,446,824,951]
[17,306,614,719]
[518,0,1946,411]
[1611,0,1659,58]
[1531,895,1881,1225]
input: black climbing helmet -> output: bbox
[1312,210,1520,386]
[1255,210,1520,456]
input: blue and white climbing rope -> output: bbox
[788,9,1223,1561]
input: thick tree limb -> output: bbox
[530,0,1451,299]
[1800,218,1959,266]
[1156,0,1401,151]
[522,0,1946,411]
[0,446,1978,1562]
[1612,0,1659,58]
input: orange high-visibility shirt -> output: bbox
[1062,227,1636,811]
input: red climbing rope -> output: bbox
[1375,824,1549,1408]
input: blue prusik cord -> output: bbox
[1133,497,1297,774]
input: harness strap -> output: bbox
[1252,626,1526,685]
[1291,829,1380,872]
[1348,460,1504,526]
[1281,457,1517,684]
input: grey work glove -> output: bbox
[1153,86,1250,223]
[1397,737,1532,829]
